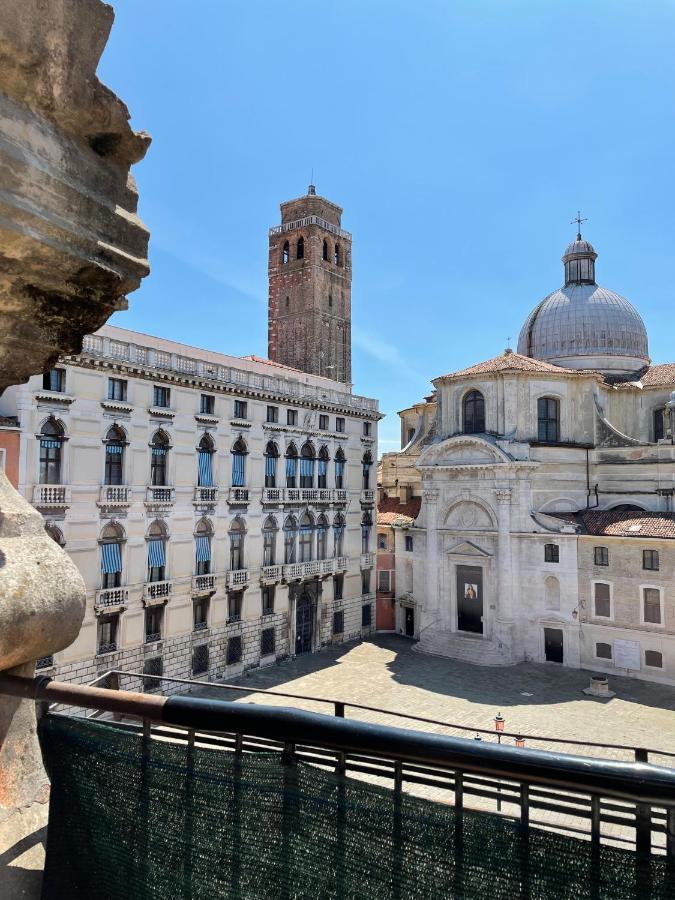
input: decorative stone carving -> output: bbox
[0,0,151,393]
[445,501,494,531]
[494,488,512,505]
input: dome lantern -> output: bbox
[562,238,597,286]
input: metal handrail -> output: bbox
[102,668,675,763]
[1,672,674,809]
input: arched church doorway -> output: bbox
[295,590,313,655]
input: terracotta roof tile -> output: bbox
[437,351,580,380]
[639,363,675,388]
[552,509,675,539]
[377,495,421,526]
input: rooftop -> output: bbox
[377,495,422,526]
[553,509,675,539]
[436,350,582,381]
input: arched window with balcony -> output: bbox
[285,442,298,488]
[150,431,170,486]
[262,515,278,567]
[300,441,315,488]
[39,418,64,484]
[334,446,345,489]
[362,450,373,490]
[229,516,246,571]
[361,511,372,554]
[265,440,279,488]
[296,237,304,260]
[537,397,560,443]
[316,513,329,560]
[195,518,213,576]
[299,511,314,562]
[100,522,124,589]
[197,433,215,487]
[318,446,330,489]
[104,425,125,486]
[322,239,329,261]
[284,514,298,564]
[282,241,289,264]
[147,520,167,583]
[463,390,485,434]
[231,437,247,487]
[45,523,65,548]
[333,513,345,557]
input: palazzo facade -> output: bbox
[379,232,675,684]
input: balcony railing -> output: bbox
[145,486,175,506]
[333,489,348,504]
[2,673,673,899]
[98,485,131,506]
[261,564,283,583]
[32,484,71,507]
[282,559,330,579]
[227,487,249,505]
[360,489,375,504]
[261,487,284,504]
[360,552,375,568]
[336,555,349,570]
[143,580,172,601]
[193,486,218,505]
[95,588,129,609]
[225,569,249,588]
[192,574,216,595]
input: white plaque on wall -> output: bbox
[613,639,640,670]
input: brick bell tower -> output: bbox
[268,185,352,384]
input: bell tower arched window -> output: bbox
[104,425,125,486]
[537,397,560,443]
[463,390,485,434]
[282,241,289,264]
[39,419,64,484]
[296,237,304,260]
[334,244,340,266]
[322,239,329,261]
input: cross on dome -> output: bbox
[570,210,587,240]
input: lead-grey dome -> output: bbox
[517,234,649,374]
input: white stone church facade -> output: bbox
[379,233,675,684]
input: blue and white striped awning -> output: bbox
[198,450,213,487]
[195,535,211,563]
[101,542,122,574]
[151,446,167,457]
[40,439,61,449]
[300,458,314,478]
[285,457,296,477]
[106,443,123,455]
[318,459,327,476]
[265,455,276,478]
[147,539,166,568]
[232,451,245,486]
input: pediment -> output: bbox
[445,501,495,531]
[448,540,492,558]
[418,436,510,469]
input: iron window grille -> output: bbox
[143,657,163,692]
[145,607,163,643]
[544,544,559,563]
[192,644,209,676]
[227,635,242,666]
[193,598,209,631]
[332,610,344,635]
[228,593,243,622]
[262,585,275,616]
[98,614,118,655]
[463,390,485,434]
[260,627,275,656]
[36,656,54,670]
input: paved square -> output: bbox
[194,634,675,766]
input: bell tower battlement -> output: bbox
[268,185,352,384]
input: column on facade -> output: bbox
[423,488,440,625]
[494,488,514,626]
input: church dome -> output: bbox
[517,232,649,374]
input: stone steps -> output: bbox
[414,629,513,666]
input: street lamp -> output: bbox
[494,712,505,744]
[515,736,525,749]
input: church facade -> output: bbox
[379,232,675,684]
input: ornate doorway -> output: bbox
[456,565,483,634]
[295,590,313,654]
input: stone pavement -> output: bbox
[193,633,675,766]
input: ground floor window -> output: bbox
[333,610,344,635]
[362,603,372,628]
[192,644,209,676]
[595,642,612,660]
[261,627,275,656]
[645,649,663,668]
[143,657,163,691]
[227,635,243,666]
[193,598,209,631]
[228,593,243,622]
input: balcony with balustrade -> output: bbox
[191,574,217,597]
[360,489,375,505]
[143,580,173,602]
[227,487,250,506]
[144,485,175,512]
[97,485,132,509]
[193,486,218,508]
[260,564,283,583]
[261,487,285,505]
[360,552,375,569]
[94,587,129,612]
[32,484,71,509]
[225,569,249,589]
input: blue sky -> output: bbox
[100,0,675,453]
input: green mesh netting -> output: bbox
[39,715,670,899]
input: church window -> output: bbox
[296,237,304,260]
[653,408,665,442]
[322,240,329,261]
[463,390,485,434]
[537,397,560,442]
[593,582,611,618]
[285,296,290,309]
[405,535,413,552]
[282,242,289,264]
[544,543,559,563]
[328,294,333,307]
